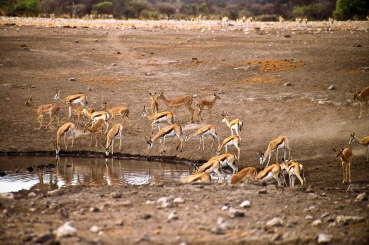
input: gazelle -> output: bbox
[194,158,224,183]
[230,167,257,184]
[280,159,306,187]
[221,112,243,140]
[69,104,94,125]
[101,100,131,126]
[350,86,369,118]
[279,16,284,23]
[24,98,60,130]
[256,164,286,187]
[349,132,369,162]
[185,124,220,150]
[53,122,76,155]
[149,92,159,115]
[141,105,174,134]
[157,92,195,123]
[82,118,106,147]
[258,136,291,168]
[333,148,353,183]
[196,94,221,122]
[216,135,241,160]
[144,124,184,152]
[54,89,88,118]
[182,172,211,183]
[210,153,238,174]
[102,124,123,157]
[82,108,110,133]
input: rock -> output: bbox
[173,197,185,205]
[346,184,360,193]
[111,63,117,66]
[90,207,100,212]
[318,233,332,243]
[305,215,313,220]
[355,192,368,202]
[284,82,292,86]
[168,212,178,221]
[28,192,37,197]
[74,40,79,43]
[307,193,318,199]
[54,221,77,238]
[229,207,245,218]
[69,77,75,81]
[90,225,102,233]
[58,207,69,219]
[0,193,14,199]
[110,192,122,198]
[218,90,226,94]
[240,200,251,208]
[266,217,283,227]
[311,219,322,226]
[336,215,365,225]
[31,85,36,88]
[157,197,173,208]
[359,67,369,72]
[328,85,335,90]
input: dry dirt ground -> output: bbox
[0,17,369,245]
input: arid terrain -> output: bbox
[0,17,369,245]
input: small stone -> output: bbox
[336,215,365,225]
[284,82,292,86]
[173,197,185,205]
[318,233,332,243]
[305,215,313,220]
[157,197,173,208]
[116,219,124,226]
[90,225,102,233]
[28,192,37,197]
[311,219,322,226]
[229,207,245,218]
[58,208,69,219]
[328,85,335,90]
[94,39,98,42]
[146,200,155,205]
[54,221,77,238]
[90,207,100,212]
[266,217,284,227]
[31,85,36,88]
[258,189,267,194]
[111,63,117,66]
[74,40,79,43]
[346,184,360,193]
[240,200,251,208]
[355,192,368,202]
[69,78,76,82]
[168,212,178,221]
[110,192,122,198]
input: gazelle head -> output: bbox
[144,137,153,150]
[53,142,61,155]
[349,132,356,144]
[54,89,61,100]
[332,148,344,158]
[184,133,191,142]
[102,143,112,157]
[24,98,33,107]
[221,111,228,122]
[257,151,265,164]
[141,105,147,118]
[350,90,360,101]
[101,100,108,109]
[156,92,164,100]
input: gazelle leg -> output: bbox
[63,133,67,150]
[341,162,346,183]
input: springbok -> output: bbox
[350,86,369,118]
[102,124,123,157]
[24,98,60,130]
[349,132,369,162]
[221,112,243,140]
[149,92,159,115]
[185,124,220,150]
[258,136,291,168]
[216,135,241,160]
[157,92,195,123]
[256,164,286,187]
[280,159,306,187]
[230,167,257,184]
[333,148,353,183]
[54,89,88,118]
[196,94,221,122]
[144,124,184,152]
[53,122,76,155]
[142,105,174,134]
[101,100,131,126]
[182,172,211,183]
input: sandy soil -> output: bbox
[0,17,369,245]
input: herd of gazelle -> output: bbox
[24,86,369,185]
